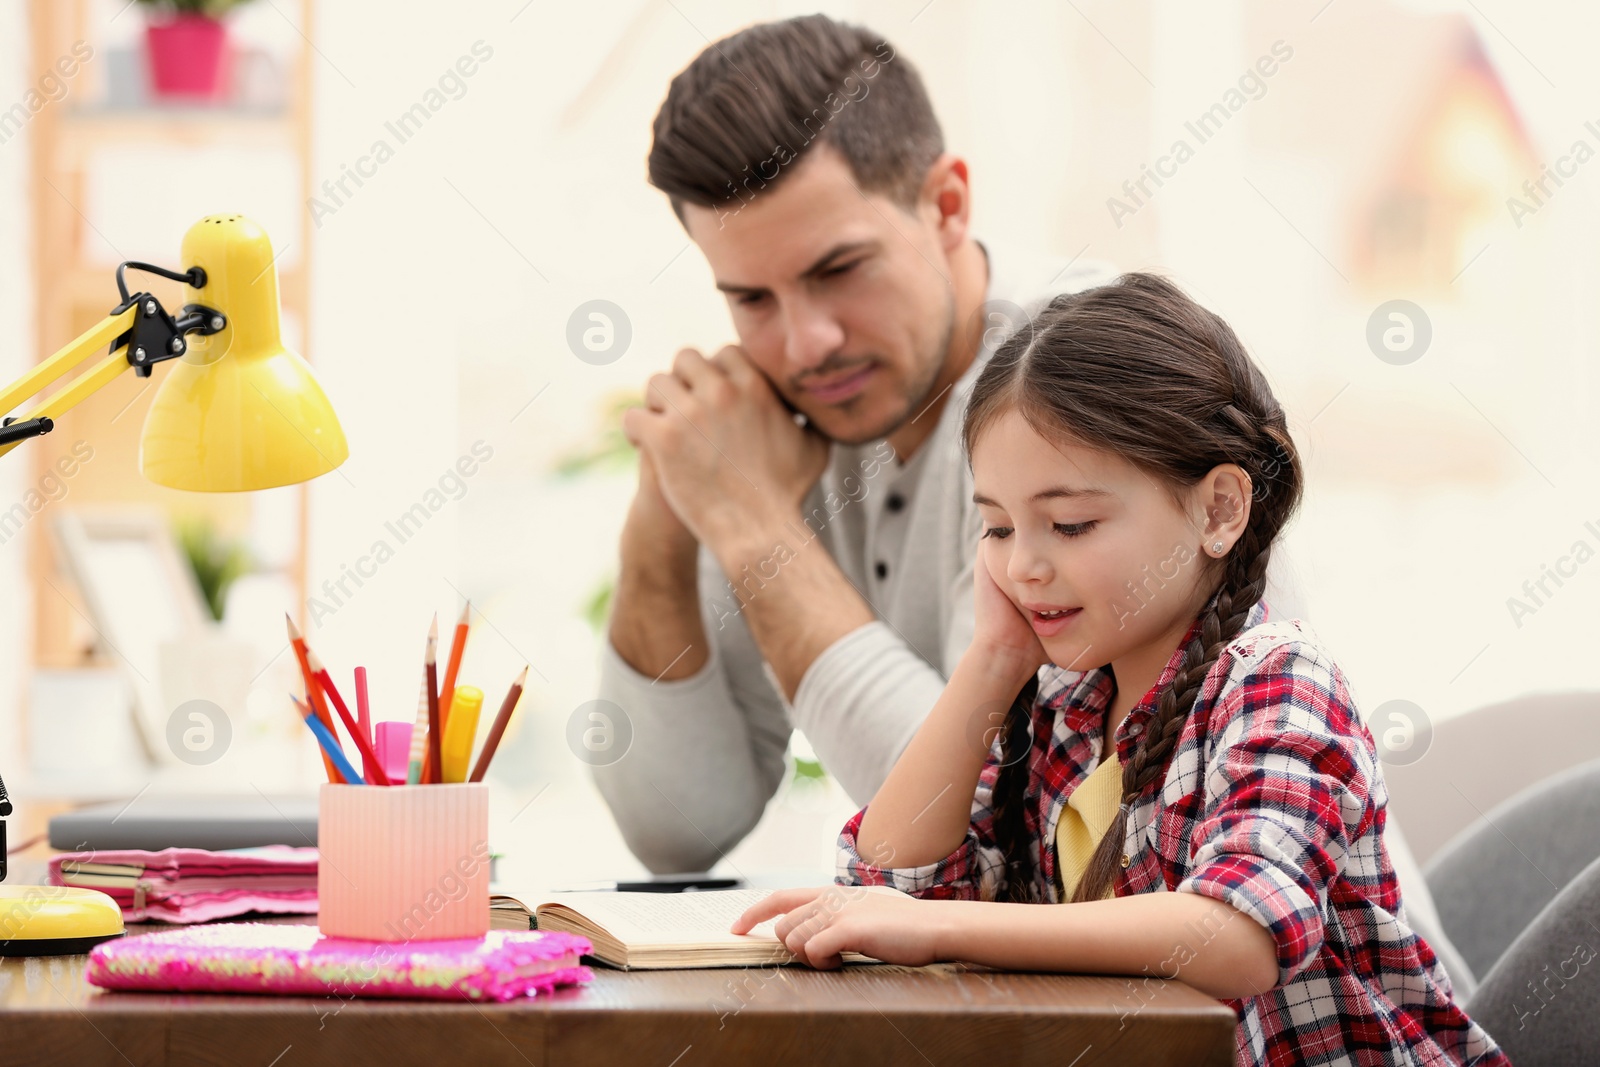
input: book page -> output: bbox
[538,888,780,944]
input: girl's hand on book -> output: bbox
[971,554,1050,686]
[732,884,941,970]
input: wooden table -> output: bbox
[0,941,1236,1067]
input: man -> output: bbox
[592,13,1112,873]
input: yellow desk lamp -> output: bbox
[0,213,347,488]
[0,214,347,955]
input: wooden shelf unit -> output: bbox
[23,0,316,665]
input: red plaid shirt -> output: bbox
[837,598,1510,1067]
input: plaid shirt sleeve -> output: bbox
[1175,639,1377,989]
[836,751,1011,901]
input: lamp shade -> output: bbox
[141,214,348,491]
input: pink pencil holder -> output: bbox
[318,783,490,941]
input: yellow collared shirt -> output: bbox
[1055,748,1123,901]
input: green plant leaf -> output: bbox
[552,391,642,479]
[581,576,614,633]
[174,516,254,622]
[791,757,826,782]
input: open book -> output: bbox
[491,887,880,970]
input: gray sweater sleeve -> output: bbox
[590,542,793,873]
[591,537,979,867]
[789,545,976,807]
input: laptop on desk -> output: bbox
[48,794,318,852]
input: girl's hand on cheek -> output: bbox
[972,556,1049,681]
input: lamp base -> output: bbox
[0,927,125,957]
[0,885,126,957]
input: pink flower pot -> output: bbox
[144,13,230,101]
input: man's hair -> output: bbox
[648,15,944,224]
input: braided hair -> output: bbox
[964,273,1303,904]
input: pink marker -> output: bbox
[373,721,414,785]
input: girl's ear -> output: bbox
[1195,463,1252,554]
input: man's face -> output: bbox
[682,145,957,446]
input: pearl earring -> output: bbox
[1211,540,1225,555]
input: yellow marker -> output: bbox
[440,685,484,783]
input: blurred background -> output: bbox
[1,0,1596,888]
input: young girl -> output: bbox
[733,274,1508,1066]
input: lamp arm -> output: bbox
[0,308,136,460]
[0,283,227,461]
[0,306,135,419]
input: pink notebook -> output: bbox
[87,922,593,1001]
[49,846,319,924]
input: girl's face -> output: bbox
[971,409,1244,687]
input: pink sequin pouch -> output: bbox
[87,922,592,1002]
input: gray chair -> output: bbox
[1385,816,1479,1000]
[1425,758,1600,981]
[1467,853,1600,1067]
[1383,692,1600,866]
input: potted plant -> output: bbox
[155,517,257,766]
[136,0,256,101]
[174,516,254,622]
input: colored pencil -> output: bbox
[293,695,363,786]
[405,669,431,785]
[438,601,471,736]
[468,666,528,783]
[354,666,373,772]
[286,615,338,783]
[308,649,391,786]
[423,615,442,784]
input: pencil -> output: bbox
[424,615,442,784]
[309,649,391,786]
[438,601,471,737]
[468,666,527,783]
[293,695,363,786]
[286,614,338,783]
[405,668,430,785]
[354,666,372,761]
